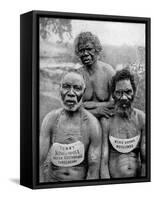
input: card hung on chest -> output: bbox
[20,10,151,189]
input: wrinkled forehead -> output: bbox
[115,79,133,91]
[61,72,85,87]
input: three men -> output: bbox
[74,32,115,118]
[101,69,145,178]
[40,71,102,182]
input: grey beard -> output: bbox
[115,105,132,118]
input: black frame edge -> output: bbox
[20,11,33,189]
[145,17,151,181]
[20,10,151,189]
[33,10,150,22]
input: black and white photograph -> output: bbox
[39,13,150,185]
[1,0,154,198]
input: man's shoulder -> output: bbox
[82,108,100,127]
[42,108,63,125]
[133,107,145,115]
[82,108,101,138]
[133,108,145,124]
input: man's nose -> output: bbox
[121,93,127,100]
[83,49,89,55]
[68,88,75,97]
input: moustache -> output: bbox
[116,99,131,108]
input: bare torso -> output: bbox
[108,109,142,178]
[44,108,91,182]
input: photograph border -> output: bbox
[20,10,151,189]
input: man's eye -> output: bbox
[115,91,121,96]
[125,90,133,95]
[79,49,84,53]
[73,85,82,91]
[62,84,70,89]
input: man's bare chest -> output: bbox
[109,118,141,153]
[49,113,89,167]
[52,113,89,145]
[109,119,140,138]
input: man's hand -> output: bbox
[83,101,115,118]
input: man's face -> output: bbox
[60,72,85,112]
[78,42,97,66]
[113,79,134,117]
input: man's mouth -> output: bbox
[121,103,127,108]
[116,100,130,109]
[119,103,130,109]
[65,100,76,106]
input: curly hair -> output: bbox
[74,32,102,56]
[111,69,136,95]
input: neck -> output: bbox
[64,107,81,118]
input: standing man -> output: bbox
[74,32,115,118]
[40,71,102,182]
[101,69,146,178]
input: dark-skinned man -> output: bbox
[40,71,102,182]
[100,69,146,178]
[74,32,115,119]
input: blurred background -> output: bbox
[39,17,145,124]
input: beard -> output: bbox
[62,99,82,112]
[115,99,132,118]
[60,93,83,112]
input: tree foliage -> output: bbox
[40,18,72,42]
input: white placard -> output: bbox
[50,141,85,167]
[109,135,140,153]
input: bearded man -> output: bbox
[40,71,101,182]
[74,32,115,119]
[100,69,146,178]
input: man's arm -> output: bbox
[139,111,146,177]
[100,118,110,179]
[39,111,56,182]
[86,117,102,180]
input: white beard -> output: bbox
[61,98,83,112]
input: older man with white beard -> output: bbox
[40,71,102,182]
